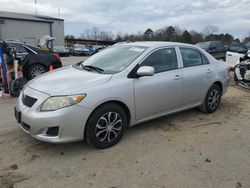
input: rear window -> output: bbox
[180,48,209,67]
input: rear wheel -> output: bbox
[199,84,222,113]
[85,103,127,149]
[28,64,46,79]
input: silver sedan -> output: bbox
[15,42,230,148]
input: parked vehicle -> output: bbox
[228,41,248,54]
[226,41,248,67]
[15,42,230,149]
[52,46,70,57]
[89,45,105,55]
[70,44,90,56]
[245,42,250,52]
[196,41,227,60]
[0,41,62,79]
[233,52,250,89]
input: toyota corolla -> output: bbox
[15,42,230,149]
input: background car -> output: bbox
[245,42,250,52]
[228,41,248,54]
[0,41,62,79]
[89,45,106,55]
[196,41,227,60]
[70,44,90,56]
[52,46,70,57]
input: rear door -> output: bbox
[179,47,214,106]
[134,47,183,120]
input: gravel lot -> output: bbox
[0,56,250,188]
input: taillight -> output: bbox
[53,53,62,66]
[227,67,233,73]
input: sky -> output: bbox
[0,0,250,39]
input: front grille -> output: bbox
[22,95,37,108]
[21,122,31,132]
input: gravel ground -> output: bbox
[0,57,250,188]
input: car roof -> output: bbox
[117,41,198,49]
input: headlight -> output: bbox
[40,94,86,111]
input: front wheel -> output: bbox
[85,103,127,149]
[199,84,222,113]
[11,78,28,97]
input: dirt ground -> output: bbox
[0,58,250,188]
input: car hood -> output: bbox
[28,66,112,95]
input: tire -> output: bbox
[28,64,47,79]
[11,78,28,97]
[234,72,239,82]
[199,84,222,113]
[85,103,127,149]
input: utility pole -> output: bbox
[58,8,61,18]
[35,0,37,14]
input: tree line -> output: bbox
[65,25,250,45]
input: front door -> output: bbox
[134,47,183,120]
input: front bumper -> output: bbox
[15,86,92,143]
[74,50,89,55]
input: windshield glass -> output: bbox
[196,42,210,50]
[75,44,86,49]
[81,45,147,74]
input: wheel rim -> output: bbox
[11,78,27,96]
[208,89,220,110]
[30,66,45,78]
[95,112,122,143]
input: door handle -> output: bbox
[228,54,232,56]
[206,69,212,73]
[174,75,182,80]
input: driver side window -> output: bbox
[141,48,178,73]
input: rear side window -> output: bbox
[19,46,27,53]
[180,48,209,67]
[141,48,178,73]
[8,43,21,52]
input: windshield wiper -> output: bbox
[81,64,104,73]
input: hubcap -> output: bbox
[208,89,220,110]
[31,66,45,78]
[95,112,122,143]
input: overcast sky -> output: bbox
[0,0,250,39]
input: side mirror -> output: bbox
[136,66,155,77]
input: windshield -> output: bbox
[75,44,86,49]
[81,45,147,74]
[196,42,210,50]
